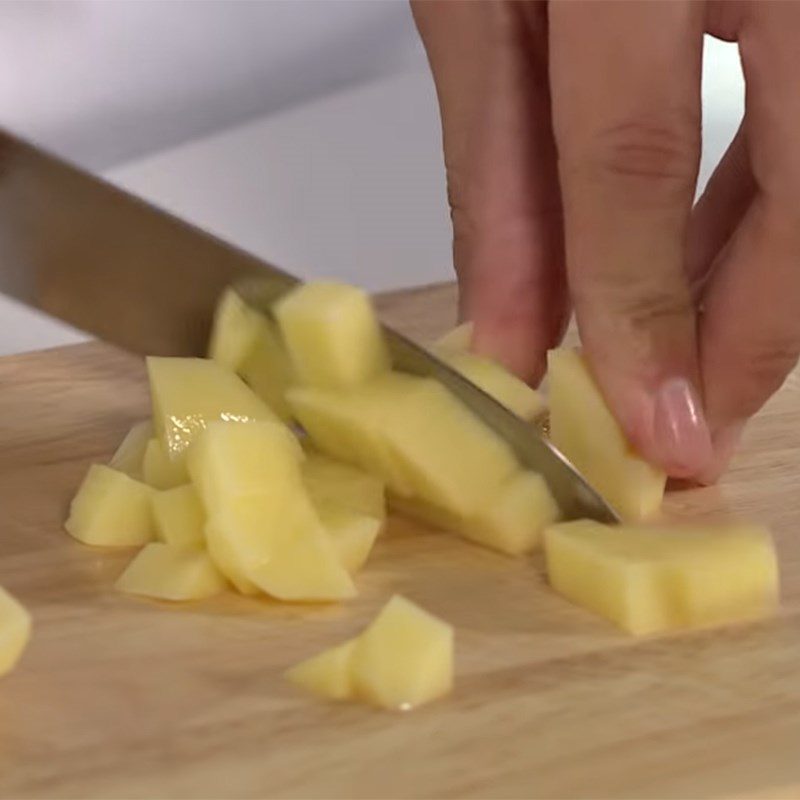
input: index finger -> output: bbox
[548,0,711,477]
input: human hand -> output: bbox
[412,0,800,482]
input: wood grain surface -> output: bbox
[1,282,799,800]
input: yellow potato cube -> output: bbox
[303,452,386,520]
[544,520,779,635]
[379,378,518,517]
[108,420,153,479]
[388,492,466,533]
[152,485,205,548]
[187,420,303,510]
[352,595,453,710]
[548,349,665,520]
[465,471,561,556]
[318,505,382,573]
[274,282,389,390]
[0,587,32,677]
[288,377,417,496]
[65,464,156,546]
[247,495,357,601]
[203,506,262,596]
[147,356,279,462]
[440,351,545,422]
[142,438,190,490]
[238,318,294,422]
[115,542,227,601]
[285,640,357,701]
[434,322,473,354]
[208,287,267,373]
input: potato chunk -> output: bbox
[115,543,227,601]
[285,640,357,701]
[274,282,389,390]
[108,420,153,479]
[302,452,386,520]
[208,287,266,373]
[544,520,779,635]
[152,485,205,548]
[147,357,279,462]
[0,587,32,677]
[318,505,382,574]
[66,464,155,546]
[352,595,454,710]
[548,349,665,520]
[142,438,189,490]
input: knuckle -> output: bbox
[565,116,700,192]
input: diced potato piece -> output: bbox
[285,640,357,701]
[0,587,32,677]
[440,351,545,422]
[352,595,453,710]
[548,349,665,520]
[208,287,266,373]
[187,421,303,510]
[247,495,357,602]
[147,357,279,462]
[303,452,386,520]
[108,420,153,479]
[203,505,263,596]
[115,542,227,601]
[379,378,518,517]
[65,464,156,546]
[388,492,465,533]
[152,485,205,548]
[464,472,560,556]
[238,318,294,421]
[544,520,779,635]
[435,322,473,354]
[318,505,382,573]
[288,377,417,496]
[274,282,389,390]
[142,438,190,490]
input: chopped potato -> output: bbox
[434,322,473,354]
[208,288,267,373]
[303,452,386,520]
[318,505,382,573]
[65,464,156,546]
[0,587,32,677]
[439,351,545,422]
[147,357,279,462]
[544,520,779,635]
[548,349,665,520]
[352,595,454,710]
[274,282,389,390]
[187,420,303,511]
[142,438,189,490]
[238,318,294,421]
[152,485,205,549]
[465,471,560,556]
[115,542,227,601]
[285,640,357,701]
[108,420,153,479]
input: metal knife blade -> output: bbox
[0,128,617,523]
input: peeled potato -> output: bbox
[318,505,382,574]
[544,520,779,635]
[108,420,153,479]
[548,348,665,520]
[116,542,227,601]
[285,639,357,701]
[0,587,32,677]
[142,438,189,490]
[274,282,389,390]
[303,452,386,520]
[152,485,205,549]
[65,464,156,547]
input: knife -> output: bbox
[0,128,617,523]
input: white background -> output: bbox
[0,2,745,355]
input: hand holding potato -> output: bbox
[412,0,800,482]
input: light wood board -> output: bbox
[1,283,799,800]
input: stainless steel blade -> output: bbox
[0,128,617,523]
[235,275,619,523]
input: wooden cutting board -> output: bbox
[1,283,799,800]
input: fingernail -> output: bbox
[652,378,713,477]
